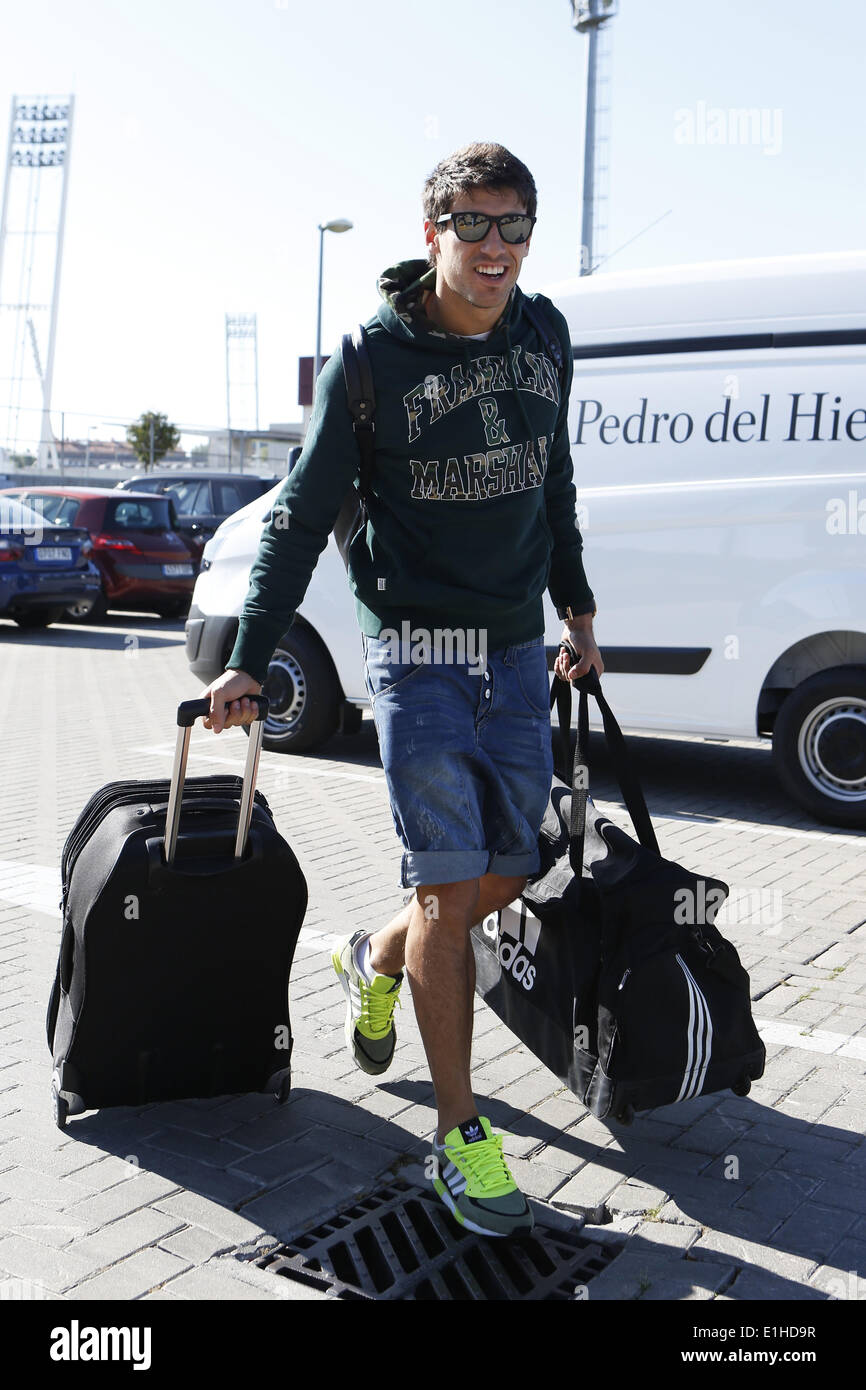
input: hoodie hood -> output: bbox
[375,257,533,438]
[376,257,522,349]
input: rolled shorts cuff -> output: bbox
[400,846,540,889]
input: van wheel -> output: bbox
[772,666,866,827]
[253,625,341,754]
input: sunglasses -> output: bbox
[435,211,536,245]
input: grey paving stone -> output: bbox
[281,1093,385,1137]
[62,1172,183,1230]
[237,1169,369,1242]
[552,1161,640,1211]
[65,1247,193,1300]
[768,1203,861,1263]
[604,1177,670,1217]
[0,1166,90,1209]
[743,1123,855,1162]
[0,1232,103,1292]
[142,1128,252,1168]
[808,1248,866,1298]
[169,1258,329,1301]
[156,1225,235,1265]
[670,1113,755,1156]
[731,1169,818,1220]
[584,1250,728,1301]
[630,1219,702,1249]
[809,1175,866,1218]
[150,1192,266,1245]
[63,1207,186,1268]
[226,1133,334,1184]
[120,1147,265,1207]
[725,1268,829,1300]
[687,1229,819,1279]
[698,1140,787,1186]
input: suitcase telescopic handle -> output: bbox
[164,695,271,866]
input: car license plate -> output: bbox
[162,563,193,576]
[36,547,72,562]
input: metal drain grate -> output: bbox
[249,1178,622,1300]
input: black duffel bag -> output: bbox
[471,670,766,1124]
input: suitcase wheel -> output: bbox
[51,1081,69,1130]
[614,1103,634,1125]
[731,1075,751,1097]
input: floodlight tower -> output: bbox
[0,94,74,467]
[225,312,259,470]
[571,2,617,275]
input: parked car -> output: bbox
[0,495,102,628]
[0,487,195,620]
[185,251,866,828]
[115,472,283,565]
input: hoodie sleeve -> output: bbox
[225,349,360,683]
[541,299,596,618]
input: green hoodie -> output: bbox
[226,259,594,684]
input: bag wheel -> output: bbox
[52,1081,69,1130]
[731,1076,751,1097]
[615,1103,635,1125]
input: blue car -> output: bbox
[0,496,102,629]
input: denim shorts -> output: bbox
[362,632,554,888]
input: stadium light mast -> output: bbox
[571,1,617,276]
[0,94,74,467]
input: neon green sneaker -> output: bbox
[331,929,403,1075]
[431,1116,534,1238]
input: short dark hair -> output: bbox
[422,142,538,225]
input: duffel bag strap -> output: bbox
[551,671,660,863]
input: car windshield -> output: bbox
[0,497,51,532]
[15,494,78,526]
[106,498,173,531]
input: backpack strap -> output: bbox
[340,324,376,502]
[521,295,565,382]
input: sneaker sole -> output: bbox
[331,948,396,1077]
[431,1176,533,1240]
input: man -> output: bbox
[202,142,603,1239]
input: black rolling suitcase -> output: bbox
[47,695,307,1128]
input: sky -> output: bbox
[1,0,864,451]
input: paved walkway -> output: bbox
[1,614,864,1302]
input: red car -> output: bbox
[0,487,195,620]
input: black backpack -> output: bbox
[331,297,565,566]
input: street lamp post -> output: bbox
[571,0,618,276]
[313,218,353,398]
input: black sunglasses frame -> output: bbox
[435,211,537,245]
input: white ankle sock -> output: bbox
[353,934,375,983]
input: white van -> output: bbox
[186,250,866,828]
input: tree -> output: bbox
[126,412,181,471]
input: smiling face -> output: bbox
[423,184,532,335]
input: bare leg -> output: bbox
[368,872,526,977]
[397,875,527,1142]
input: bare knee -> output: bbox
[482,873,527,912]
[413,880,480,929]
